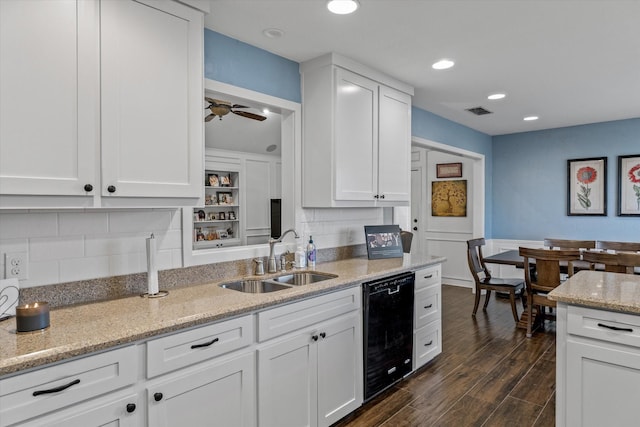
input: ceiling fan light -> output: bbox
[488,93,506,100]
[327,0,359,15]
[523,116,539,121]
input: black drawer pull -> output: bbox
[126,403,136,413]
[424,304,433,309]
[424,274,433,279]
[33,379,80,396]
[320,332,326,339]
[597,323,633,333]
[424,340,433,346]
[191,337,219,349]
[311,335,319,342]
[154,392,163,402]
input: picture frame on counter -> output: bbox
[567,157,607,216]
[618,154,640,216]
[436,162,462,178]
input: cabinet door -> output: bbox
[317,313,363,427]
[566,338,640,427]
[378,85,411,202]
[148,352,256,427]
[0,0,98,199]
[258,332,318,427]
[100,0,202,199]
[334,68,378,201]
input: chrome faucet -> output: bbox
[268,228,299,273]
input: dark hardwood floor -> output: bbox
[334,285,556,427]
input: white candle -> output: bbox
[146,234,159,295]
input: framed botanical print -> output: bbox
[567,157,607,216]
[618,154,640,216]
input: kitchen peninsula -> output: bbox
[0,251,444,427]
[549,270,640,427]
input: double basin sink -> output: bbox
[219,271,338,294]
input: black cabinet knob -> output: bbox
[374,195,379,199]
[319,332,326,339]
[311,335,319,342]
[126,403,136,413]
[84,184,93,192]
[413,227,418,231]
[107,185,116,193]
[154,392,163,402]
[380,194,385,199]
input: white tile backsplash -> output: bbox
[0,209,181,286]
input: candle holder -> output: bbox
[16,302,50,333]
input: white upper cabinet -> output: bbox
[300,53,413,208]
[0,0,203,208]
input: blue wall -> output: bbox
[204,30,301,103]
[493,118,640,241]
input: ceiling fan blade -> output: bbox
[231,104,249,109]
[205,113,216,122]
[232,110,267,121]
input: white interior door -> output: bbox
[410,168,423,253]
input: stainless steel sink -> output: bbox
[219,280,292,293]
[270,272,338,286]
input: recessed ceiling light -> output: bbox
[262,28,284,38]
[327,0,359,15]
[487,93,506,100]
[432,59,455,70]
[523,116,539,121]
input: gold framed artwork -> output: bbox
[431,180,467,217]
[436,162,462,178]
[567,157,607,216]
[618,154,640,216]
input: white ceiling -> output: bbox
[205,0,640,136]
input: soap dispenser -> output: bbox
[306,236,316,268]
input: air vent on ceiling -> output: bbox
[466,106,493,116]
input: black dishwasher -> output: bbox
[363,271,415,401]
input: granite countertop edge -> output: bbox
[0,254,445,377]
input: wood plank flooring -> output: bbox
[333,285,556,427]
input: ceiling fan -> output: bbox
[205,97,267,122]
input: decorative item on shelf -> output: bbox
[227,227,234,236]
[217,229,229,239]
[220,174,231,187]
[432,180,467,217]
[219,212,226,221]
[207,173,219,187]
[196,228,205,241]
[436,162,462,178]
[228,211,236,220]
[204,194,216,205]
[16,302,50,332]
[567,157,607,216]
[197,209,206,220]
[208,212,217,221]
[205,228,218,240]
[217,191,233,205]
[617,154,640,216]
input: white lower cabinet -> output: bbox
[147,351,256,427]
[413,265,442,370]
[557,303,640,427]
[257,287,363,427]
[0,345,138,427]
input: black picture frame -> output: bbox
[364,225,404,259]
[567,157,607,216]
[617,154,640,216]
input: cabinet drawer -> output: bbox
[414,284,440,329]
[258,287,361,342]
[567,305,640,348]
[415,265,441,290]
[414,320,441,370]
[147,314,254,378]
[0,345,137,427]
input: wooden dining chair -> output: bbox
[467,238,525,323]
[583,250,640,274]
[519,247,581,337]
[595,240,640,253]
[543,238,596,250]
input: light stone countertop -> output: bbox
[548,270,640,314]
[0,252,445,377]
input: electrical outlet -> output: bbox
[5,252,28,280]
